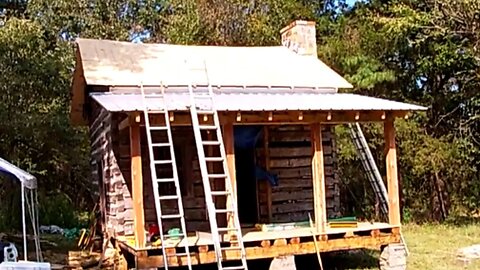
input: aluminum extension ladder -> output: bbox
[348,123,389,214]
[140,84,193,270]
[348,123,409,254]
[187,65,248,270]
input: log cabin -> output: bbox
[70,20,426,269]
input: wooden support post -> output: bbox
[130,121,145,248]
[384,118,401,226]
[311,123,327,233]
[223,123,237,231]
[263,127,273,222]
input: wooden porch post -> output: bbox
[384,118,401,226]
[130,119,146,248]
[311,123,327,232]
[223,123,237,230]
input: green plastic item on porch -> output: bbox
[167,228,181,240]
[327,216,357,222]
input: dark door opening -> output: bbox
[234,126,262,225]
[235,146,258,224]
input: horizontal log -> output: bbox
[271,211,310,223]
[270,131,310,143]
[273,167,312,178]
[269,147,311,158]
[272,201,313,214]
[274,178,312,189]
[270,158,311,168]
[271,190,313,202]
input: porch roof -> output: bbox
[90,90,426,113]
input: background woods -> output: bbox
[0,0,480,230]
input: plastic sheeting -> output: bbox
[0,157,37,189]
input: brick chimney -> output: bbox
[280,20,317,57]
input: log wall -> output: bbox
[257,125,340,223]
[91,107,341,236]
[89,105,133,237]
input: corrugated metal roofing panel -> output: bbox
[90,92,427,112]
[76,38,353,89]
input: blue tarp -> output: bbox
[0,157,37,189]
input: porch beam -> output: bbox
[384,117,401,226]
[141,111,409,126]
[130,120,145,248]
[311,123,327,232]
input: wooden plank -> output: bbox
[311,123,327,233]
[384,118,401,226]
[272,178,312,189]
[273,167,312,178]
[223,123,236,231]
[269,146,311,158]
[130,121,145,248]
[270,157,311,168]
[272,201,313,214]
[271,190,313,202]
[136,234,401,268]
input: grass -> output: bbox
[321,223,480,270]
[403,223,480,270]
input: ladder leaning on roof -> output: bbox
[140,83,193,270]
[187,61,248,270]
[348,123,409,255]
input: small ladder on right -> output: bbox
[188,83,248,270]
[348,123,409,254]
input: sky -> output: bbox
[346,0,360,6]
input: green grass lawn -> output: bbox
[323,223,480,270]
[404,223,480,270]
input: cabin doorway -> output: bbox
[234,126,262,225]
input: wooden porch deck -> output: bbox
[117,222,401,268]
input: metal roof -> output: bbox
[90,90,427,112]
[76,38,353,89]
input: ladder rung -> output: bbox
[193,95,212,99]
[151,143,171,147]
[221,246,242,251]
[159,195,179,200]
[215,209,234,214]
[217,227,238,232]
[154,160,173,164]
[150,126,169,131]
[156,178,175,183]
[223,266,245,270]
[199,125,217,130]
[161,214,182,219]
[211,191,229,196]
[198,110,215,115]
[205,157,223,162]
[208,174,227,179]
[202,141,221,146]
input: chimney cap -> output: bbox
[280,20,316,34]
